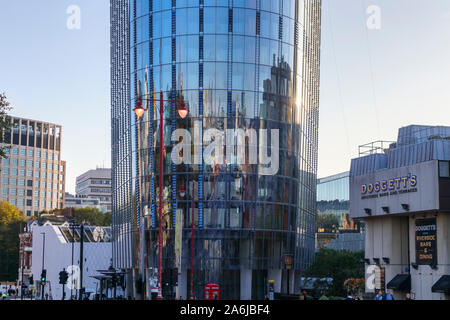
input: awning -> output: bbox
[386,274,411,291]
[432,275,450,294]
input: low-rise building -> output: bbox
[316,172,364,251]
[30,217,112,300]
[350,125,450,300]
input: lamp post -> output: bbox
[190,181,195,300]
[133,90,188,300]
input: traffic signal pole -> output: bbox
[41,232,46,300]
[79,224,84,300]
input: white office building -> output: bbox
[30,220,112,300]
[76,168,111,212]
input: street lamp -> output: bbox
[133,90,188,300]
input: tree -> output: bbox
[73,207,112,226]
[316,212,340,232]
[304,248,365,297]
[0,93,12,160]
[0,201,26,281]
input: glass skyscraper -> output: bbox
[111,0,321,300]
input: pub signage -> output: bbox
[415,218,437,265]
[360,174,417,200]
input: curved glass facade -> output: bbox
[112,0,322,299]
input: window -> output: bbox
[19,170,25,177]
[3,158,10,165]
[11,168,17,176]
[18,189,25,196]
[12,158,18,166]
[2,188,8,195]
[20,148,26,156]
[35,161,40,169]
[12,148,18,155]
[17,199,24,206]
[3,168,9,175]
[49,153,53,161]
[10,189,17,196]
[20,159,26,167]
[28,150,33,157]
[10,179,17,186]
[36,150,41,158]
[2,178,8,185]
[439,161,450,178]
[27,160,33,168]
[27,170,33,177]
[19,179,25,186]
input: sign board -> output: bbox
[350,161,439,219]
[204,284,220,300]
[415,218,437,265]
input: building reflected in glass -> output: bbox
[111,0,322,299]
[316,172,364,251]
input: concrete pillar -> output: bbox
[240,268,252,300]
[177,268,187,300]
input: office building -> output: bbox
[111,0,322,299]
[65,193,109,213]
[75,168,112,212]
[350,125,450,300]
[0,116,66,218]
[316,172,364,251]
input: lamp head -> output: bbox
[177,104,189,119]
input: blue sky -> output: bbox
[1,0,450,193]
[0,0,110,193]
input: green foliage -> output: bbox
[0,201,26,281]
[0,93,12,160]
[305,248,365,297]
[73,207,112,226]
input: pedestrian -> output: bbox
[383,290,394,300]
[374,290,383,300]
[405,293,412,300]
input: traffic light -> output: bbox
[29,275,34,284]
[59,269,69,285]
[40,269,47,282]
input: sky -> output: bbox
[1,0,450,192]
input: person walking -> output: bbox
[383,290,394,300]
[374,290,384,300]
